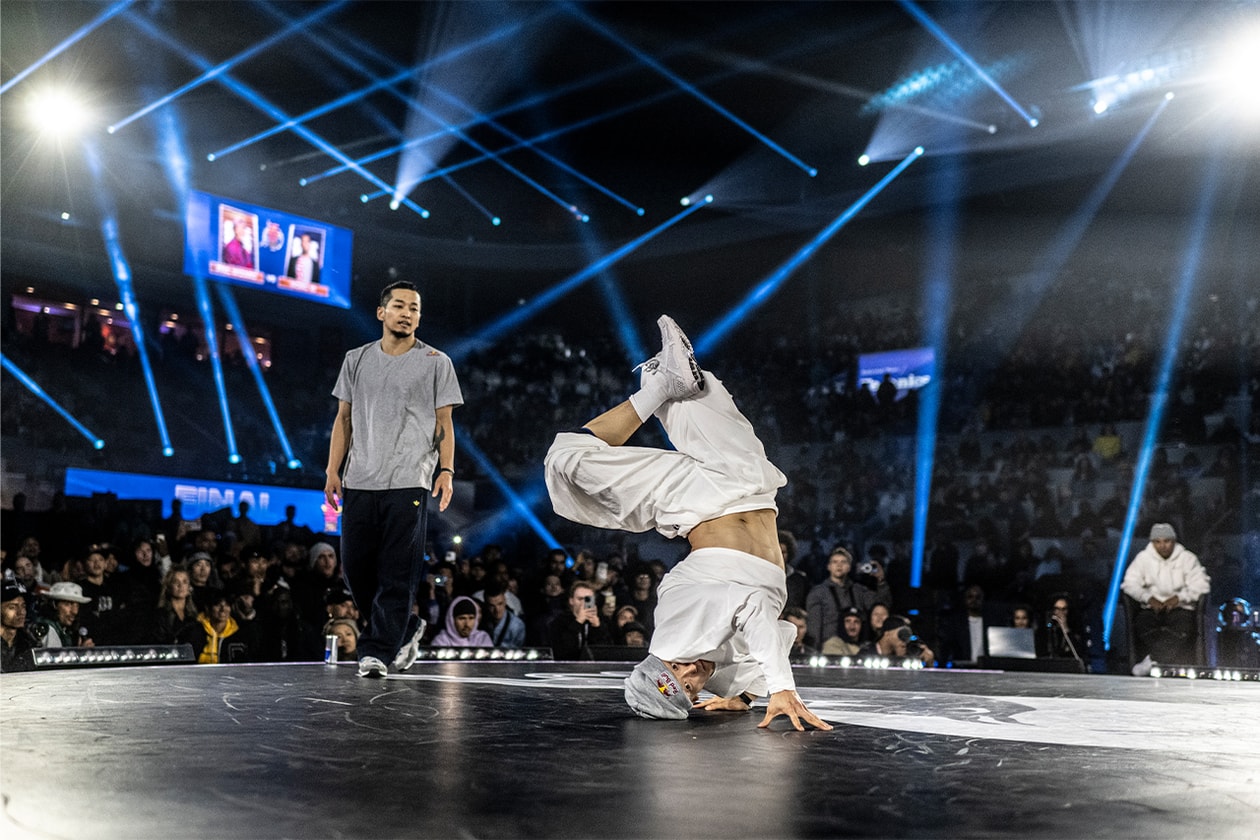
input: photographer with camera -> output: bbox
[860,614,935,664]
[805,546,891,653]
[546,580,610,660]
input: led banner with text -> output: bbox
[64,468,340,535]
[183,190,353,308]
[857,346,935,401]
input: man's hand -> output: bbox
[432,471,454,512]
[324,473,342,510]
[694,695,751,712]
[758,690,833,732]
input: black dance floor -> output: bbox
[2,660,1258,839]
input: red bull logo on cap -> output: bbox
[655,672,679,697]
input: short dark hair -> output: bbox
[379,280,419,308]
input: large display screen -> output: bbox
[64,468,340,535]
[857,346,935,401]
[183,190,353,308]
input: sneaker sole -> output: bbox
[657,315,704,392]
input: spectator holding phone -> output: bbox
[546,580,610,660]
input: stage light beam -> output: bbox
[697,148,924,354]
[1,354,105,449]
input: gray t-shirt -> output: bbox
[332,340,463,491]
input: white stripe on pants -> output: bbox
[544,371,786,538]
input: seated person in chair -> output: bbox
[1122,523,1210,666]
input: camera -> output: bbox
[433,575,449,587]
[854,559,881,589]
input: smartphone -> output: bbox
[582,594,596,611]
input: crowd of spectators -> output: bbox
[2,268,1257,673]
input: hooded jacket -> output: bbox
[432,596,494,647]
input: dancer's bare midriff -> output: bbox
[686,509,783,570]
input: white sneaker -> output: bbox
[1131,654,1154,677]
[635,315,703,401]
[392,619,427,672]
[357,656,389,678]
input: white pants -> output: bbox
[544,371,786,539]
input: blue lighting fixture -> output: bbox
[108,2,348,134]
[1101,147,1223,652]
[212,285,301,471]
[897,0,1039,127]
[82,139,173,457]
[192,275,240,465]
[456,426,565,550]
[696,150,923,355]
[123,12,431,218]
[0,0,133,96]
[565,2,817,177]
[1,354,105,449]
[448,200,709,362]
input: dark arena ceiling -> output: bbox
[2,0,1258,337]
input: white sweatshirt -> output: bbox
[1121,541,1211,609]
[648,547,797,697]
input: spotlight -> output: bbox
[228,454,241,464]
[1029,118,1040,127]
[703,195,713,203]
[635,208,645,216]
[163,446,174,457]
[914,146,925,156]
[807,167,818,177]
[389,200,400,210]
[1094,100,1110,115]
[287,458,301,469]
[26,87,92,137]
[858,154,871,167]
[987,125,997,134]
[1216,25,1260,118]
[491,217,501,226]
[61,212,71,221]
[1164,91,1175,101]
[680,196,691,206]
[452,535,462,545]
[93,439,104,450]
[206,153,216,162]
[360,195,369,203]
[421,210,430,219]
[298,178,307,186]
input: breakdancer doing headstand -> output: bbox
[544,316,832,731]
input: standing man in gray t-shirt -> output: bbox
[325,281,464,677]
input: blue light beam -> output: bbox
[456,426,565,550]
[205,10,546,161]
[193,275,240,464]
[910,154,962,589]
[82,138,173,456]
[696,149,924,355]
[108,1,348,133]
[1101,148,1224,652]
[122,11,431,218]
[1,354,104,449]
[0,1,134,97]
[897,0,1039,127]
[448,200,708,362]
[565,2,818,176]
[212,284,300,469]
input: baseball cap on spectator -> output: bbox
[325,587,355,606]
[2,580,26,603]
